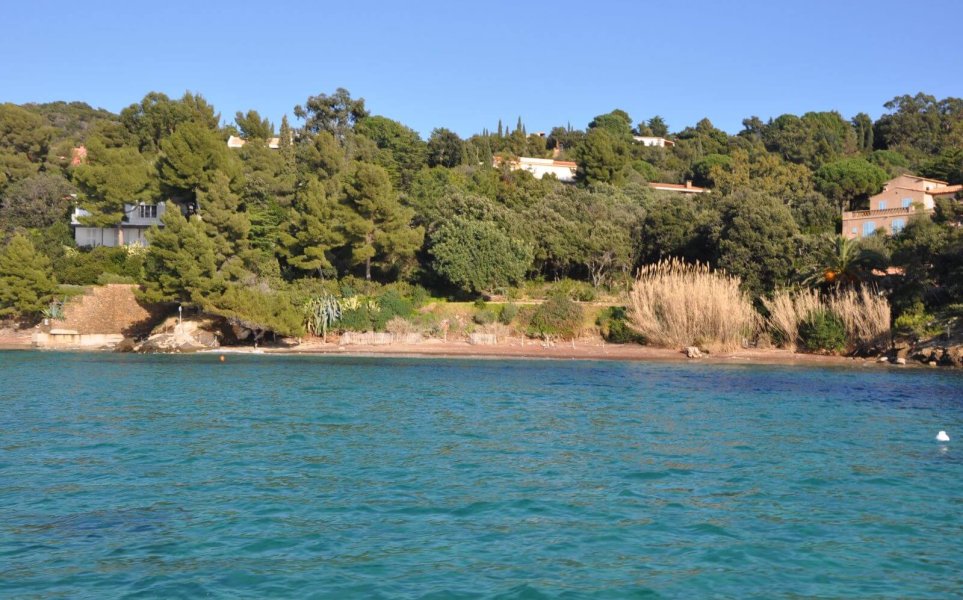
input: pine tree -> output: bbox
[158,122,235,203]
[497,119,503,138]
[196,172,251,269]
[341,162,424,280]
[277,177,345,277]
[0,233,57,319]
[141,209,222,304]
[72,138,157,228]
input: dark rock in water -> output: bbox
[114,338,137,353]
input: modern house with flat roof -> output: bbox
[842,174,961,239]
[71,202,168,247]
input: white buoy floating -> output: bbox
[936,431,950,442]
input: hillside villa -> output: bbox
[227,135,281,149]
[493,156,578,182]
[71,199,198,248]
[632,136,675,148]
[842,174,961,239]
[72,203,168,247]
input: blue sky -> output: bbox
[2,0,960,137]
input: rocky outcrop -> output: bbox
[134,317,227,353]
[879,340,963,368]
[684,346,703,359]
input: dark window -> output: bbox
[139,204,157,219]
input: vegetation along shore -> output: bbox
[0,91,961,367]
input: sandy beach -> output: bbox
[1,327,926,369]
[265,337,897,369]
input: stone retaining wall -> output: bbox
[49,284,163,336]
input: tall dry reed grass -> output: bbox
[764,287,891,353]
[628,259,756,351]
[761,289,821,351]
[829,287,891,351]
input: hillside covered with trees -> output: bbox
[0,90,961,344]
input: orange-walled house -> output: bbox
[842,175,961,239]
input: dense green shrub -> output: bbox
[596,306,642,343]
[337,301,378,332]
[798,309,847,353]
[473,309,495,325]
[59,246,145,285]
[497,302,518,325]
[894,302,941,338]
[527,295,584,340]
[335,287,419,332]
[550,279,596,302]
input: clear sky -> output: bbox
[2,0,961,138]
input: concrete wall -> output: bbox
[33,332,124,348]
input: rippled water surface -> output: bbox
[2,352,962,599]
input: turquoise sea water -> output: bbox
[1,352,962,599]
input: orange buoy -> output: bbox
[219,355,225,362]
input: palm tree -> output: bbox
[803,235,887,288]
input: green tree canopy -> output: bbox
[713,189,800,295]
[294,88,368,141]
[588,109,633,139]
[158,122,236,202]
[196,172,251,271]
[575,128,629,185]
[234,110,274,140]
[120,91,220,152]
[355,115,427,188]
[814,157,888,210]
[427,128,464,168]
[277,177,345,277]
[0,173,75,229]
[429,218,532,295]
[72,138,158,227]
[0,233,57,320]
[341,162,424,280]
[141,209,223,304]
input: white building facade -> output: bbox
[494,157,577,182]
[71,202,168,247]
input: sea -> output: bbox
[1,351,962,599]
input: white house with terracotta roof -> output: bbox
[633,136,675,148]
[842,174,960,239]
[494,156,577,182]
[649,180,707,194]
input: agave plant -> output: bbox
[305,293,342,341]
[41,298,66,321]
